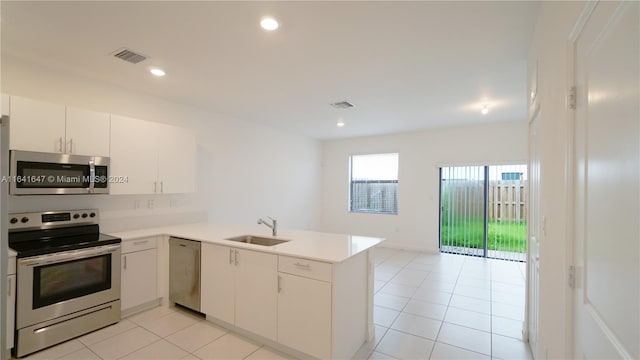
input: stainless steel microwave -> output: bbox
[9,150,109,195]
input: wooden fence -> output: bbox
[441,179,527,223]
[488,180,527,222]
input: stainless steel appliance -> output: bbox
[10,150,109,195]
[8,209,121,358]
[169,237,201,312]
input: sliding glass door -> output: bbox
[440,165,527,262]
[440,166,486,257]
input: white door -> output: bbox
[526,105,541,358]
[200,243,235,324]
[573,1,639,358]
[65,107,110,157]
[234,249,277,341]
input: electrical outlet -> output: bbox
[148,199,154,209]
[134,200,140,209]
[170,199,177,208]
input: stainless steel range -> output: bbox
[8,209,121,358]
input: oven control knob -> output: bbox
[81,213,88,218]
[90,212,96,218]
[10,217,18,224]
[73,213,80,219]
[21,217,29,223]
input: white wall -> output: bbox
[321,121,528,252]
[526,2,583,358]
[1,55,322,233]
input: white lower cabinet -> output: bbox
[201,244,370,359]
[6,274,16,350]
[200,243,235,323]
[277,272,331,359]
[121,237,158,312]
[201,243,277,341]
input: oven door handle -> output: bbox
[19,244,120,267]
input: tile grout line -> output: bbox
[85,344,103,360]
[241,345,264,360]
[428,252,464,359]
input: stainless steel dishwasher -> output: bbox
[169,237,201,312]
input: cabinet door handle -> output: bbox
[154,181,157,193]
[161,181,164,193]
[278,275,282,293]
[58,137,64,153]
[234,250,239,266]
[69,138,73,153]
[7,277,11,297]
[229,249,234,264]
[133,240,148,245]
[123,255,127,270]
[294,262,311,269]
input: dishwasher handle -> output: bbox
[169,237,202,250]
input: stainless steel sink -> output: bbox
[224,235,290,246]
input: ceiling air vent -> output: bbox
[330,101,355,109]
[111,48,148,64]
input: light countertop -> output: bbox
[110,223,384,263]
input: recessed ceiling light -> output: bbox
[150,68,166,77]
[481,105,489,115]
[336,119,345,127]
[260,17,279,31]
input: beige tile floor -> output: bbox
[361,248,531,360]
[14,248,531,360]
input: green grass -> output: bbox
[440,220,527,253]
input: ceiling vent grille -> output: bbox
[330,101,355,109]
[111,48,148,64]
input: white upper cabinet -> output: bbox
[110,115,159,195]
[157,124,197,194]
[65,107,110,157]
[110,115,197,195]
[8,96,110,156]
[9,96,66,153]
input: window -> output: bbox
[349,153,398,214]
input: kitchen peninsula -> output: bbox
[110,223,384,360]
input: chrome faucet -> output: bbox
[257,217,278,236]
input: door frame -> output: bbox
[564,2,600,357]
[523,2,600,355]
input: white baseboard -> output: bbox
[377,242,440,254]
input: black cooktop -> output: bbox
[9,224,121,258]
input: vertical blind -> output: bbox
[440,165,527,262]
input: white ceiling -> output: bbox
[1,1,539,140]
